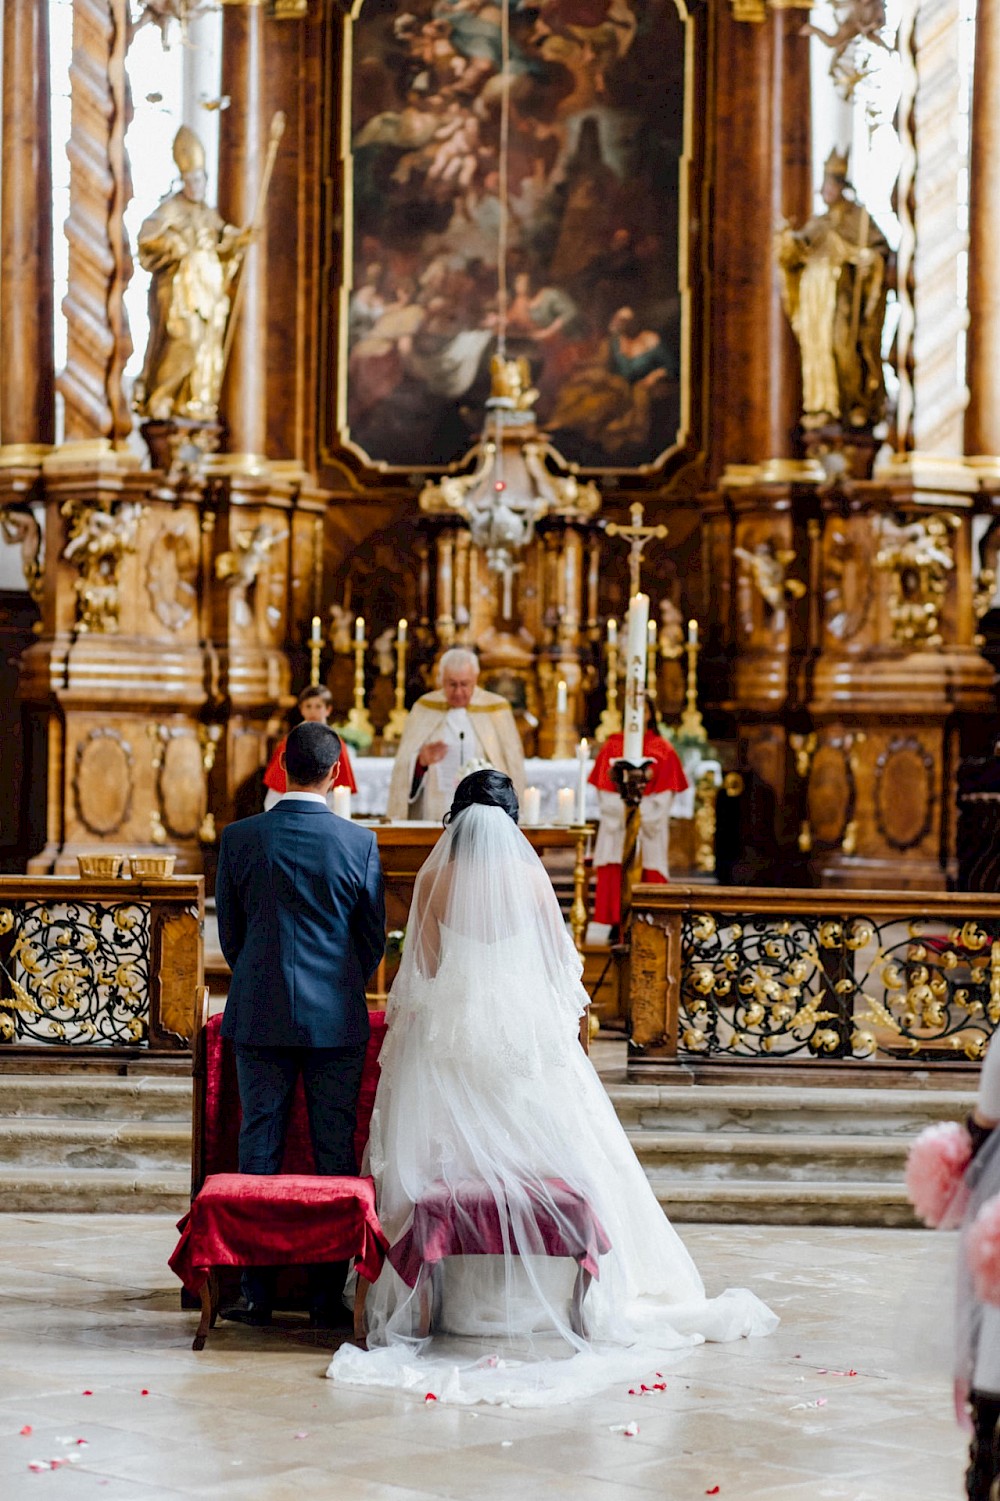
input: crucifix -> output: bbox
[606,503,668,597]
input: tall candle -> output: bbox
[310,614,321,644]
[522,785,541,826]
[556,679,568,716]
[332,786,352,820]
[397,617,407,644]
[607,617,618,647]
[576,738,589,824]
[688,618,698,645]
[623,592,649,764]
[355,615,365,643]
[556,786,575,825]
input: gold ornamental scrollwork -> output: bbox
[61,498,143,633]
[874,512,959,650]
[730,0,815,22]
[0,508,44,606]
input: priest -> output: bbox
[386,648,525,821]
[588,703,689,928]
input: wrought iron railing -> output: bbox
[0,878,204,1053]
[627,885,1000,1072]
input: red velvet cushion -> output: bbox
[201,1010,386,1180]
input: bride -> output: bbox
[328,770,777,1404]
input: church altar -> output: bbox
[350,754,721,824]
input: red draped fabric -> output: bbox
[169,1173,388,1296]
[388,1179,612,1288]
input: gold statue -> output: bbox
[775,149,890,430]
[133,127,250,424]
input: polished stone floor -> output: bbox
[0,1214,965,1500]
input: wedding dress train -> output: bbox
[328,803,777,1405]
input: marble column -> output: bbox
[1,0,54,446]
[965,0,1000,456]
[217,3,269,461]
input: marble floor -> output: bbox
[0,1215,965,1501]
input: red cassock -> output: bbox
[263,736,357,795]
[588,731,688,925]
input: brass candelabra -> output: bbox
[596,638,622,742]
[383,630,409,745]
[678,629,707,742]
[346,632,374,739]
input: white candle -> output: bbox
[556,787,575,825]
[688,618,698,645]
[607,617,617,647]
[556,679,568,716]
[355,615,365,643]
[575,738,589,824]
[310,614,321,644]
[623,593,649,764]
[397,617,407,644]
[332,785,352,820]
[522,785,541,826]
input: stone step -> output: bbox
[646,1175,918,1228]
[0,1166,190,1214]
[626,1129,909,1182]
[607,1082,972,1135]
[0,1075,191,1122]
[0,1118,189,1172]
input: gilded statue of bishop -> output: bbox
[775,149,891,431]
[133,126,250,425]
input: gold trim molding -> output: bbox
[200,452,272,479]
[720,459,826,488]
[0,444,53,471]
[41,442,140,476]
[730,0,813,20]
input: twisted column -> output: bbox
[965,0,1000,455]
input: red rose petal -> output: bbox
[82,1390,93,1396]
[424,1393,437,1403]
[706,1489,720,1495]
[76,1439,88,1447]
[20,1425,32,1436]
[140,1389,149,1396]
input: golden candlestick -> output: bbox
[570,822,593,1050]
[596,638,622,742]
[552,677,576,758]
[679,623,707,742]
[383,626,409,745]
[646,619,658,704]
[308,614,322,686]
[346,633,374,739]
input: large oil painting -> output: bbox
[341,0,687,471]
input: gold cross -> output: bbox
[605,503,668,597]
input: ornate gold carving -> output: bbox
[198,725,222,772]
[734,540,807,613]
[61,498,143,633]
[694,772,717,874]
[824,524,874,641]
[156,910,200,1043]
[73,729,134,837]
[199,812,216,844]
[149,810,168,845]
[630,916,670,1051]
[789,732,817,780]
[146,518,198,631]
[216,521,287,627]
[874,512,959,649]
[0,508,44,605]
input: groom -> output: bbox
[216,720,385,1325]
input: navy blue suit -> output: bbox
[216,797,385,1313]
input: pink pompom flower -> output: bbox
[905,1121,972,1228]
[969,1195,1000,1306]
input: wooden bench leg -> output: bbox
[193,1276,215,1351]
[570,1264,592,1340]
[353,1276,370,1347]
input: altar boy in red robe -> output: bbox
[263,685,357,810]
[588,703,688,927]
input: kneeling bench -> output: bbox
[170,1172,388,1348]
[388,1178,611,1338]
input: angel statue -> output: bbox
[133,126,251,426]
[775,149,891,431]
[734,541,807,613]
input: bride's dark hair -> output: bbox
[444,769,519,826]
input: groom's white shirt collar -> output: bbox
[277,791,330,807]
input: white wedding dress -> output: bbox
[328,803,777,1405]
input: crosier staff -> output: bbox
[219,111,286,385]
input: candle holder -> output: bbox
[308,637,322,688]
[382,635,409,745]
[596,639,622,742]
[678,633,707,742]
[552,678,576,758]
[346,633,374,739]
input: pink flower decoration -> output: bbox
[968,1194,1000,1305]
[905,1121,972,1227]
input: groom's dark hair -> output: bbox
[284,722,341,786]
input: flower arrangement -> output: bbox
[905,1121,972,1228]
